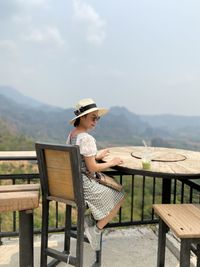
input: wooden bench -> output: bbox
[153,204,200,267]
[0,184,40,267]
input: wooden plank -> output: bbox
[0,151,36,160]
[0,191,40,212]
[45,149,71,169]
[44,149,75,200]
[47,196,76,207]
[47,168,74,201]
[153,204,200,238]
[0,184,40,193]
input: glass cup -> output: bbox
[141,151,151,170]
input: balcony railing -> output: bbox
[0,156,200,241]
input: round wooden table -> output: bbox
[102,146,200,203]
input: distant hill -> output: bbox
[0,87,152,148]
[1,86,200,151]
[141,114,200,130]
[141,114,200,149]
[0,118,34,150]
[0,86,47,108]
[0,93,72,142]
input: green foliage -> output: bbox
[0,118,34,151]
[0,161,37,174]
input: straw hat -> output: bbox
[70,98,108,124]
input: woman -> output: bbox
[66,98,124,251]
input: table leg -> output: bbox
[180,238,192,267]
[157,218,167,267]
[196,243,200,267]
[162,179,171,204]
[19,210,34,267]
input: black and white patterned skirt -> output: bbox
[83,175,124,220]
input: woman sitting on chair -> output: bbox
[66,98,124,251]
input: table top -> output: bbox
[0,151,36,160]
[153,204,200,238]
[102,146,200,178]
[0,184,40,212]
[0,184,40,193]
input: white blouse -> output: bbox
[76,133,97,157]
[67,132,97,157]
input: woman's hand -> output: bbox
[110,157,123,166]
[84,155,123,173]
[96,149,110,160]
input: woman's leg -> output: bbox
[84,197,124,250]
[96,197,124,230]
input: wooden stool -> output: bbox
[0,184,40,267]
[153,204,200,267]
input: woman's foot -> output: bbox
[85,225,101,251]
[84,213,95,228]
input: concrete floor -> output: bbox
[0,226,185,267]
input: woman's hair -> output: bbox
[74,114,88,127]
[74,117,80,127]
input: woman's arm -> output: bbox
[95,149,110,160]
[78,134,122,172]
[84,155,123,173]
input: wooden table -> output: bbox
[0,151,36,161]
[0,184,40,267]
[153,204,200,266]
[102,146,200,203]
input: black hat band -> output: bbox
[74,103,97,116]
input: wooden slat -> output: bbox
[0,191,40,212]
[47,168,74,200]
[0,184,40,193]
[45,149,71,169]
[153,204,200,238]
[44,149,75,201]
[47,196,76,207]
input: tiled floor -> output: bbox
[0,226,179,267]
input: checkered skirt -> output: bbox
[82,173,124,220]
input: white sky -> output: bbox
[0,0,200,115]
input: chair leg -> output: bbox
[95,233,102,266]
[64,205,72,254]
[76,208,84,267]
[40,199,49,267]
[180,238,192,267]
[157,218,167,267]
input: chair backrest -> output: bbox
[35,142,84,207]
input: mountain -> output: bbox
[0,118,34,150]
[141,114,200,142]
[0,87,152,147]
[141,114,200,130]
[1,86,200,151]
[0,86,47,108]
[0,93,72,142]
[93,106,169,147]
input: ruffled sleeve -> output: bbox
[76,133,97,157]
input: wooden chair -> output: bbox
[153,204,200,267]
[35,142,102,267]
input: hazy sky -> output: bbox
[1,0,200,115]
